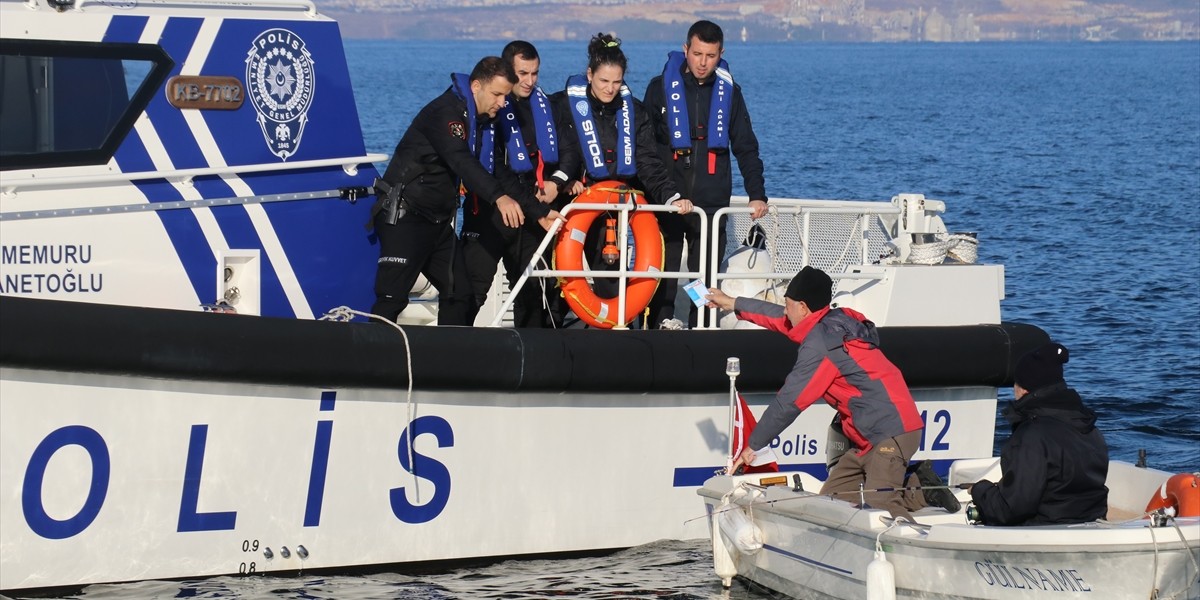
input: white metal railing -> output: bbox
[488,202,705,329]
[0,154,386,196]
[707,202,902,327]
[488,194,949,330]
[711,202,903,282]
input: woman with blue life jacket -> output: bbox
[553,33,692,302]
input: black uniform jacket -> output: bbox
[552,87,680,205]
[382,86,538,223]
[643,68,766,213]
[970,383,1109,526]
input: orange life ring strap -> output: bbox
[554,181,664,329]
[1145,472,1200,517]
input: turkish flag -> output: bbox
[732,394,779,473]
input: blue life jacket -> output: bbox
[497,87,558,173]
[566,73,636,180]
[451,72,495,174]
[661,51,733,153]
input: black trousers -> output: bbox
[461,200,564,328]
[371,211,475,325]
[648,210,728,328]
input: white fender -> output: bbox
[866,549,896,600]
[710,509,737,588]
[716,504,763,555]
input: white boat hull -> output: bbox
[700,462,1200,599]
[1,361,1004,590]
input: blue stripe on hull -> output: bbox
[764,543,855,575]
[242,168,378,316]
[146,18,208,170]
[111,122,213,305]
[100,16,381,316]
[156,202,218,305]
[103,15,149,43]
[673,464,831,487]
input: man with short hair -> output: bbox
[644,20,768,328]
[461,41,573,327]
[370,56,558,324]
[708,267,958,520]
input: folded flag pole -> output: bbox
[726,357,780,474]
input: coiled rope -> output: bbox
[908,233,979,265]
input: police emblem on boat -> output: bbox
[245,29,315,161]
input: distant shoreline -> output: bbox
[338,31,1200,44]
[324,2,1199,44]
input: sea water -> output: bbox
[8,40,1197,600]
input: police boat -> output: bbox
[700,460,1200,599]
[2,0,1046,592]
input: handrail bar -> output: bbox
[730,195,903,211]
[0,153,387,195]
[75,0,319,16]
[489,202,707,329]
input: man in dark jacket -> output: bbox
[644,20,768,328]
[710,267,955,520]
[461,41,573,328]
[371,57,558,324]
[970,343,1109,525]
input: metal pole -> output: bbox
[616,193,630,329]
[726,356,741,474]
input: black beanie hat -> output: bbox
[784,266,833,309]
[1015,342,1070,392]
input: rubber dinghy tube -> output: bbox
[554,180,664,328]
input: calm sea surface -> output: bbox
[11,40,1198,600]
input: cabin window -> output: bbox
[0,40,172,170]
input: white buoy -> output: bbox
[866,548,896,600]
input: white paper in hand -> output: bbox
[683,279,708,308]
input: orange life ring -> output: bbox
[1145,472,1200,517]
[554,181,664,328]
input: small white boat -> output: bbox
[699,459,1200,599]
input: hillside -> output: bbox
[324,0,1199,41]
